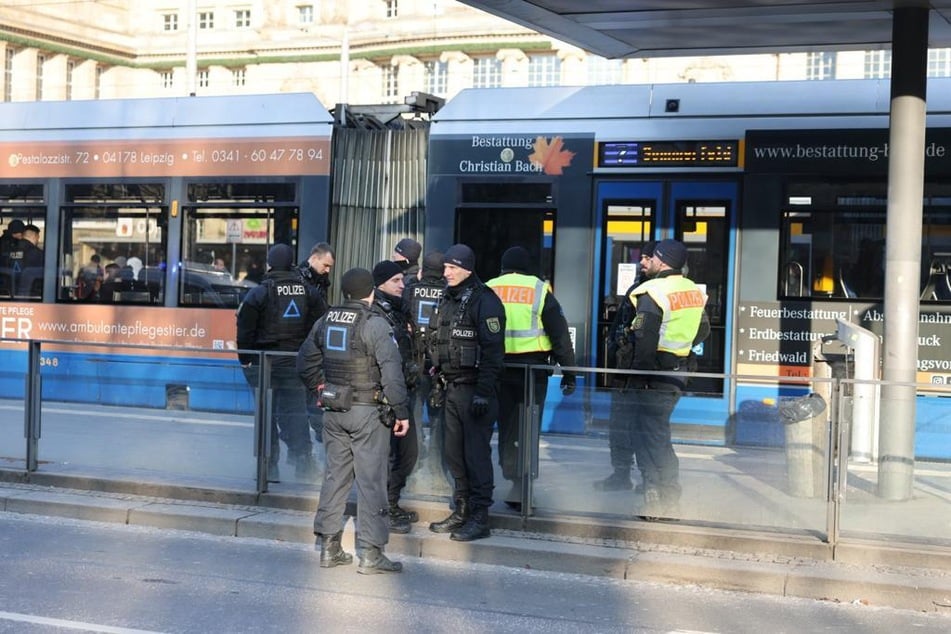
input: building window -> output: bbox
[198,69,210,88]
[163,13,179,31]
[232,68,246,87]
[297,4,314,24]
[385,0,398,19]
[472,56,501,88]
[4,49,15,102]
[586,55,623,85]
[863,50,891,79]
[162,70,174,89]
[528,53,561,87]
[928,48,951,77]
[199,11,214,29]
[806,51,835,80]
[234,9,251,29]
[424,60,447,95]
[66,59,75,100]
[382,64,398,102]
[36,53,45,100]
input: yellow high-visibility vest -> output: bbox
[487,272,553,354]
[631,275,706,357]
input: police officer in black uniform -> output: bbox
[595,240,656,492]
[427,244,506,542]
[237,243,327,482]
[403,251,450,493]
[297,242,335,449]
[371,259,419,533]
[297,268,410,574]
[0,219,26,297]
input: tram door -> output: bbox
[597,180,736,396]
[455,207,554,284]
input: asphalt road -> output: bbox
[0,513,948,634]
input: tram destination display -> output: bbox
[598,140,739,168]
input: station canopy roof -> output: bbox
[458,1,951,59]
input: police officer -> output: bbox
[403,251,450,493]
[297,241,335,447]
[595,240,655,492]
[237,243,327,482]
[392,237,422,278]
[486,246,576,511]
[297,268,410,574]
[427,244,505,542]
[0,219,26,297]
[627,239,708,520]
[371,259,419,533]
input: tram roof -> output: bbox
[458,1,951,59]
[0,93,333,142]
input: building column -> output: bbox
[497,48,527,87]
[441,50,470,99]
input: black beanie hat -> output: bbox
[653,239,688,270]
[267,244,295,271]
[340,267,375,300]
[373,260,404,287]
[422,250,444,276]
[500,246,532,273]
[443,244,475,272]
[641,241,657,258]
[394,238,422,263]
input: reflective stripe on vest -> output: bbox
[631,275,706,357]
[487,272,552,354]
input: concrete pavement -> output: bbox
[1,474,950,614]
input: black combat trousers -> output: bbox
[443,381,496,509]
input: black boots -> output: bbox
[593,469,633,492]
[429,497,469,533]
[318,532,353,568]
[450,505,490,542]
[357,545,403,574]
[388,503,416,534]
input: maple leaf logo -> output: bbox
[528,136,575,175]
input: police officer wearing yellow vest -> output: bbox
[297,267,410,574]
[628,239,708,521]
[486,246,576,510]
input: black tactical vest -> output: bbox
[320,304,381,393]
[264,278,310,351]
[431,284,482,377]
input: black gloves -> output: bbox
[470,394,490,417]
[560,374,577,396]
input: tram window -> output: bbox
[60,183,167,304]
[1,208,46,301]
[460,182,553,204]
[180,182,299,308]
[779,182,951,301]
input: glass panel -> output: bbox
[60,183,167,304]
[838,379,951,546]
[0,344,26,470]
[514,368,832,534]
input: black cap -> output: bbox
[267,244,295,271]
[422,250,444,276]
[501,246,532,273]
[340,267,375,300]
[7,219,25,234]
[654,239,688,270]
[641,241,656,258]
[24,223,40,233]
[394,238,422,263]
[443,244,475,272]
[372,260,404,287]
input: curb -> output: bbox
[2,481,950,613]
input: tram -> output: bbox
[0,93,333,412]
[425,78,951,459]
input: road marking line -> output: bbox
[0,610,164,634]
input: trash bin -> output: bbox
[780,393,827,498]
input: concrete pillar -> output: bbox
[879,5,928,500]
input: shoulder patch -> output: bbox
[486,316,501,334]
[632,313,646,331]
